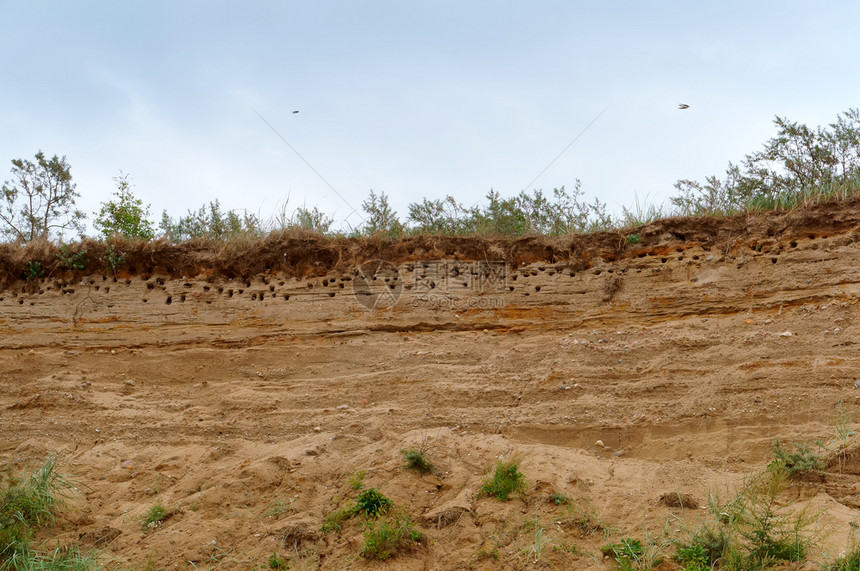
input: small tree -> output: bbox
[0,151,85,243]
[361,190,403,237]
[671,108,860,216]
[93,172,155,240]
[293,205,333,233]
[159,199,264,243]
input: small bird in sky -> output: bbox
[678,104,690,110]
[292,110,300,114]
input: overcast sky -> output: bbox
[1,1,858,233]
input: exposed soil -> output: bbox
[2,202,860,569]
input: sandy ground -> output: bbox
[2,210,860,569]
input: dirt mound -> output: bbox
[2,201,860,568]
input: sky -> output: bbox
[1,1,859,233]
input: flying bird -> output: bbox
[292,110,300,114]
[678,104,690,110]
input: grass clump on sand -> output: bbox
[479,457,526,501]
[401,448,433,474]
[140,503,171,532]
[672,465,817,570]
[1,454,98,568]
[601,538,645,569]
[770,439,827,478]
[320,486,394,533]
[353,488,393,518]
[319,482,422,561]
[360,513,422,561]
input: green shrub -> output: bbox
[268,552,288,569]
[291,205,333,234]
[601,538,644,564]
[354,488,393,518]
[159,199,264,242]
[361,190,403,238]
[670,109,860,217]
[140,503,168,531]
[347,471,366,491]
[361,514,421,560]
[770,439,826,477]
[675,466,816,570]
[103,245,126,276]
[405,183,612,236]
[56,244,88,274]
[479,458,526,501]
[321,506,353,533]
[674,542,710,570]
[401,448,433,474]
[93,172,155,239]
[25,261,43,280]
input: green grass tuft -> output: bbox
[479,458,526,501]
[770,439,827,477]
[401,448,433,474]
[347,471,366,491]
[361,514,422,561]
[140,503,168,531]
[320,506,353,534]
[268,552,288,569]
[1,455,96,568]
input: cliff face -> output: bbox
[1,203,859,568]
